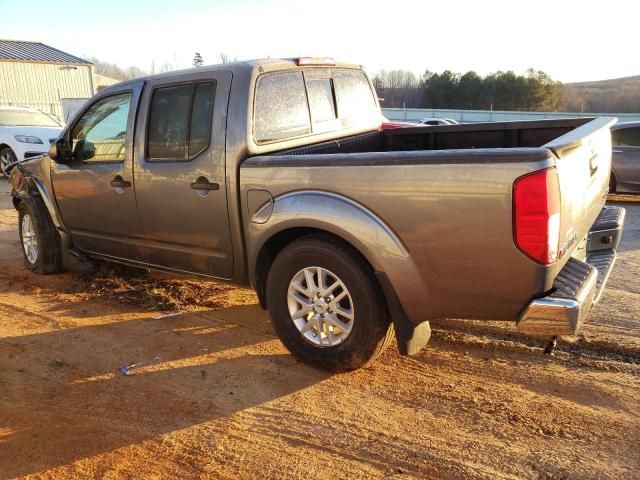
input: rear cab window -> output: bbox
[146,81,216,161]
[253,68,378,144]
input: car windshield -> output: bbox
[0,109,62,127]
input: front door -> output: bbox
[51,83,143,257]
[132,71,234,279]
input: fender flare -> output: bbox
[11,167,65,231]
[248,190,410,279]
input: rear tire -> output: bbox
[17,197,63,274]
[266,235,393,371]
[609,174,617,193]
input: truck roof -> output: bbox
[101,57,363,92]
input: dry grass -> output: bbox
[70,262,257,311]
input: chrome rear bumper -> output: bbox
[517,206,625,337]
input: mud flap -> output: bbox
[375,272,431,356]
[60,230,94,271]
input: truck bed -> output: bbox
[273,118,592,156]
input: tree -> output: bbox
[88,56,148,81]
[372,69,422,108]
[219,53,238,64]
[417,68,562,111]
[458,71,484,109]
[193,52,204,67]
[422,70,460,108]
[158,62,176,73]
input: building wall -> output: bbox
[94,73,120,90]
[0,60,94,118]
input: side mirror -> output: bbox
[51,138,72,163]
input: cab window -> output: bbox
[253,68,378,144]
[71,93,132,163]
[147,81,216,161]
[254,72,311,144]
[333,70,378,128]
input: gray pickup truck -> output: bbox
[8,57,626,370]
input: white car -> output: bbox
[0,106,64,174]
[419,117,459,126]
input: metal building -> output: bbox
[0,39,95,119]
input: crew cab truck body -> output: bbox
[9,58,625,370]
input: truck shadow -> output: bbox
[0,310,328,477]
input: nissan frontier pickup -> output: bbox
[7,57,625,370]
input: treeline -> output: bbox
[88,57,150,81]
[373,69,562,111]
[89,53,238,82]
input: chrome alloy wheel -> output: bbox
[21,214,38,264]
[287,266,354,347]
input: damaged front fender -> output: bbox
[10,155,65,231]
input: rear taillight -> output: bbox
[513,168,561,265]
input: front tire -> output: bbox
[266,235,393,371]
[17,197,63,274]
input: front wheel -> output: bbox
[266,236,393,371]
[17,197,63,274]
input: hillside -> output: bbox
[568,75,640,90]
[562,75,640,112]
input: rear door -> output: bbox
[50,82,143,256]
[132,70,234,278]
[612,126,640,191]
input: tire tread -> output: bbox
[267,234,392,371]
[18,196,63,275]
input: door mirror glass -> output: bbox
[51,138,72,163]
[72,139,96,162]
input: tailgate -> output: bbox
[543,117,617,261]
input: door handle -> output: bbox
[190,177,219,191]
[110,177,131,188]
[612,150,623,153]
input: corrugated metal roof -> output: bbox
[0,40,91,65]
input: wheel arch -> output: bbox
[249,191,411,308]
[254,227,377,309]
[247,191,431,355]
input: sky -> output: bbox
[0,0,637,83]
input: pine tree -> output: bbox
[193,52,204,67]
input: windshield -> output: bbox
[0,109,62,127]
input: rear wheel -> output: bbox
[0,147,17,175]
[609,174,617,193]
[266,235,393,371]
[17,197,63,274]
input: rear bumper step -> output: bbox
[588,205,625,251]
[517,206,625,337]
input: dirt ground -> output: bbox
[0,177,638,480]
